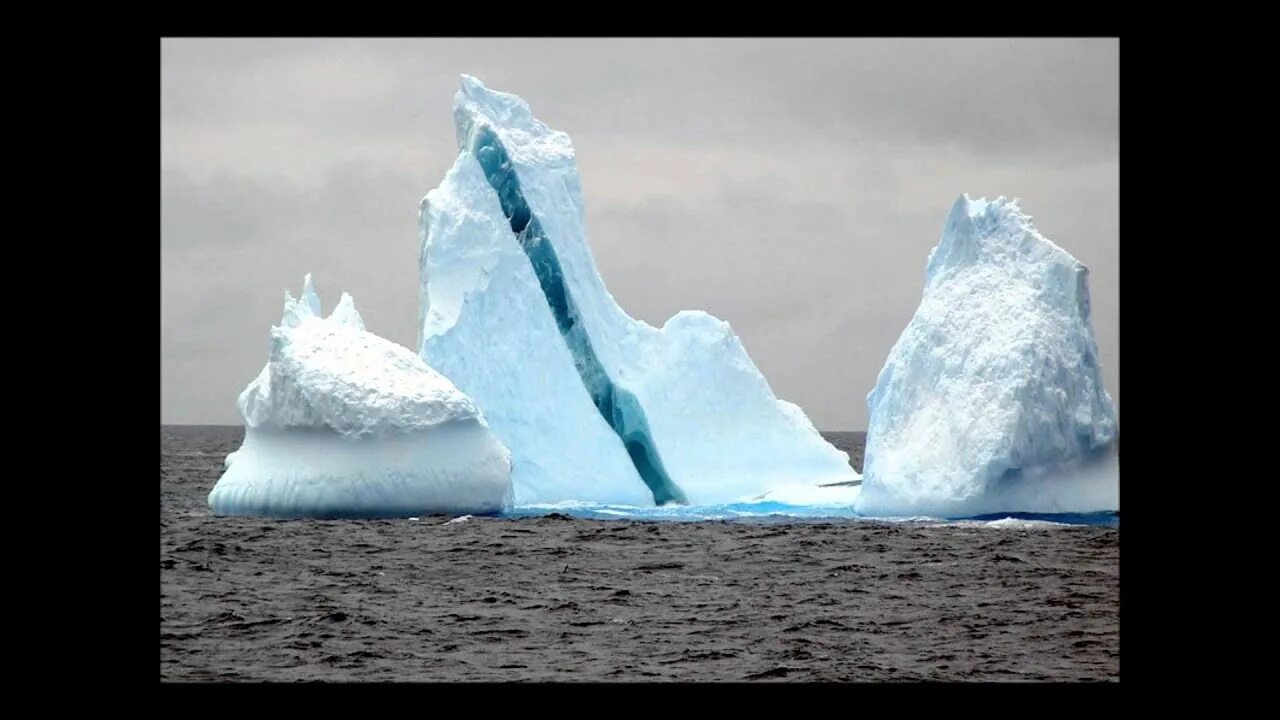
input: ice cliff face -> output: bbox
[858,195,1118,517]
[419,75,859,507]
[208,275,513,518]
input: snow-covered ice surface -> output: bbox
[420,75,859,508]
[859,195,1119,518]
[207,276,513,518]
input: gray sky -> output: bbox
[161,38,1118,430]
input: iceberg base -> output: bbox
[855,446,1119,519]
[209,420,513,519]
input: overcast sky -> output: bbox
[161,38,1118,430]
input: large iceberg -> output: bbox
[208,275,513,518]
[858,195,1118,518]
[419,75,860,508]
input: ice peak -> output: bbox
[944,194,1026,237]
[301,273,322,315]
[278,276,367,332]
[330,291,365,330]
[928,194,1079,285]
[942,193,977,241]
[452,75,573,165]
[459,74,501,101]
[281,275,324,328]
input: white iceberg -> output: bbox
[208,275,513,518]
[858,195,1118,518]
[419,75,859,507]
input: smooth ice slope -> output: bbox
[420,75,859,507]
[859,196,1118,518]
[209,275,513,518]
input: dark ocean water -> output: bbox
[160,425,1119,682]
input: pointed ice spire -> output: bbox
[945,193,977,238]
[926,194,979,277]
[452,74,570,163]
[280,275,322,329]
[329,291,365,330]
[280,289,306,329]
[301,273,323,316]
[459,73,487,97]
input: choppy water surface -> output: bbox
[161,426,1118,681]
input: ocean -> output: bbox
[161,425,1118,681]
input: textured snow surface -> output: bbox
[859,195,1118,518]
[208,276,512,518]
[239,274,480,438]
[420,75,860,507]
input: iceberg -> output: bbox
[208,275,513,518]
[419,75,860,507]
[858,195,1118,518]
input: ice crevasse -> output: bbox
[418,75,861,508]
[207,275,513,518]
[857,195,1119,518]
